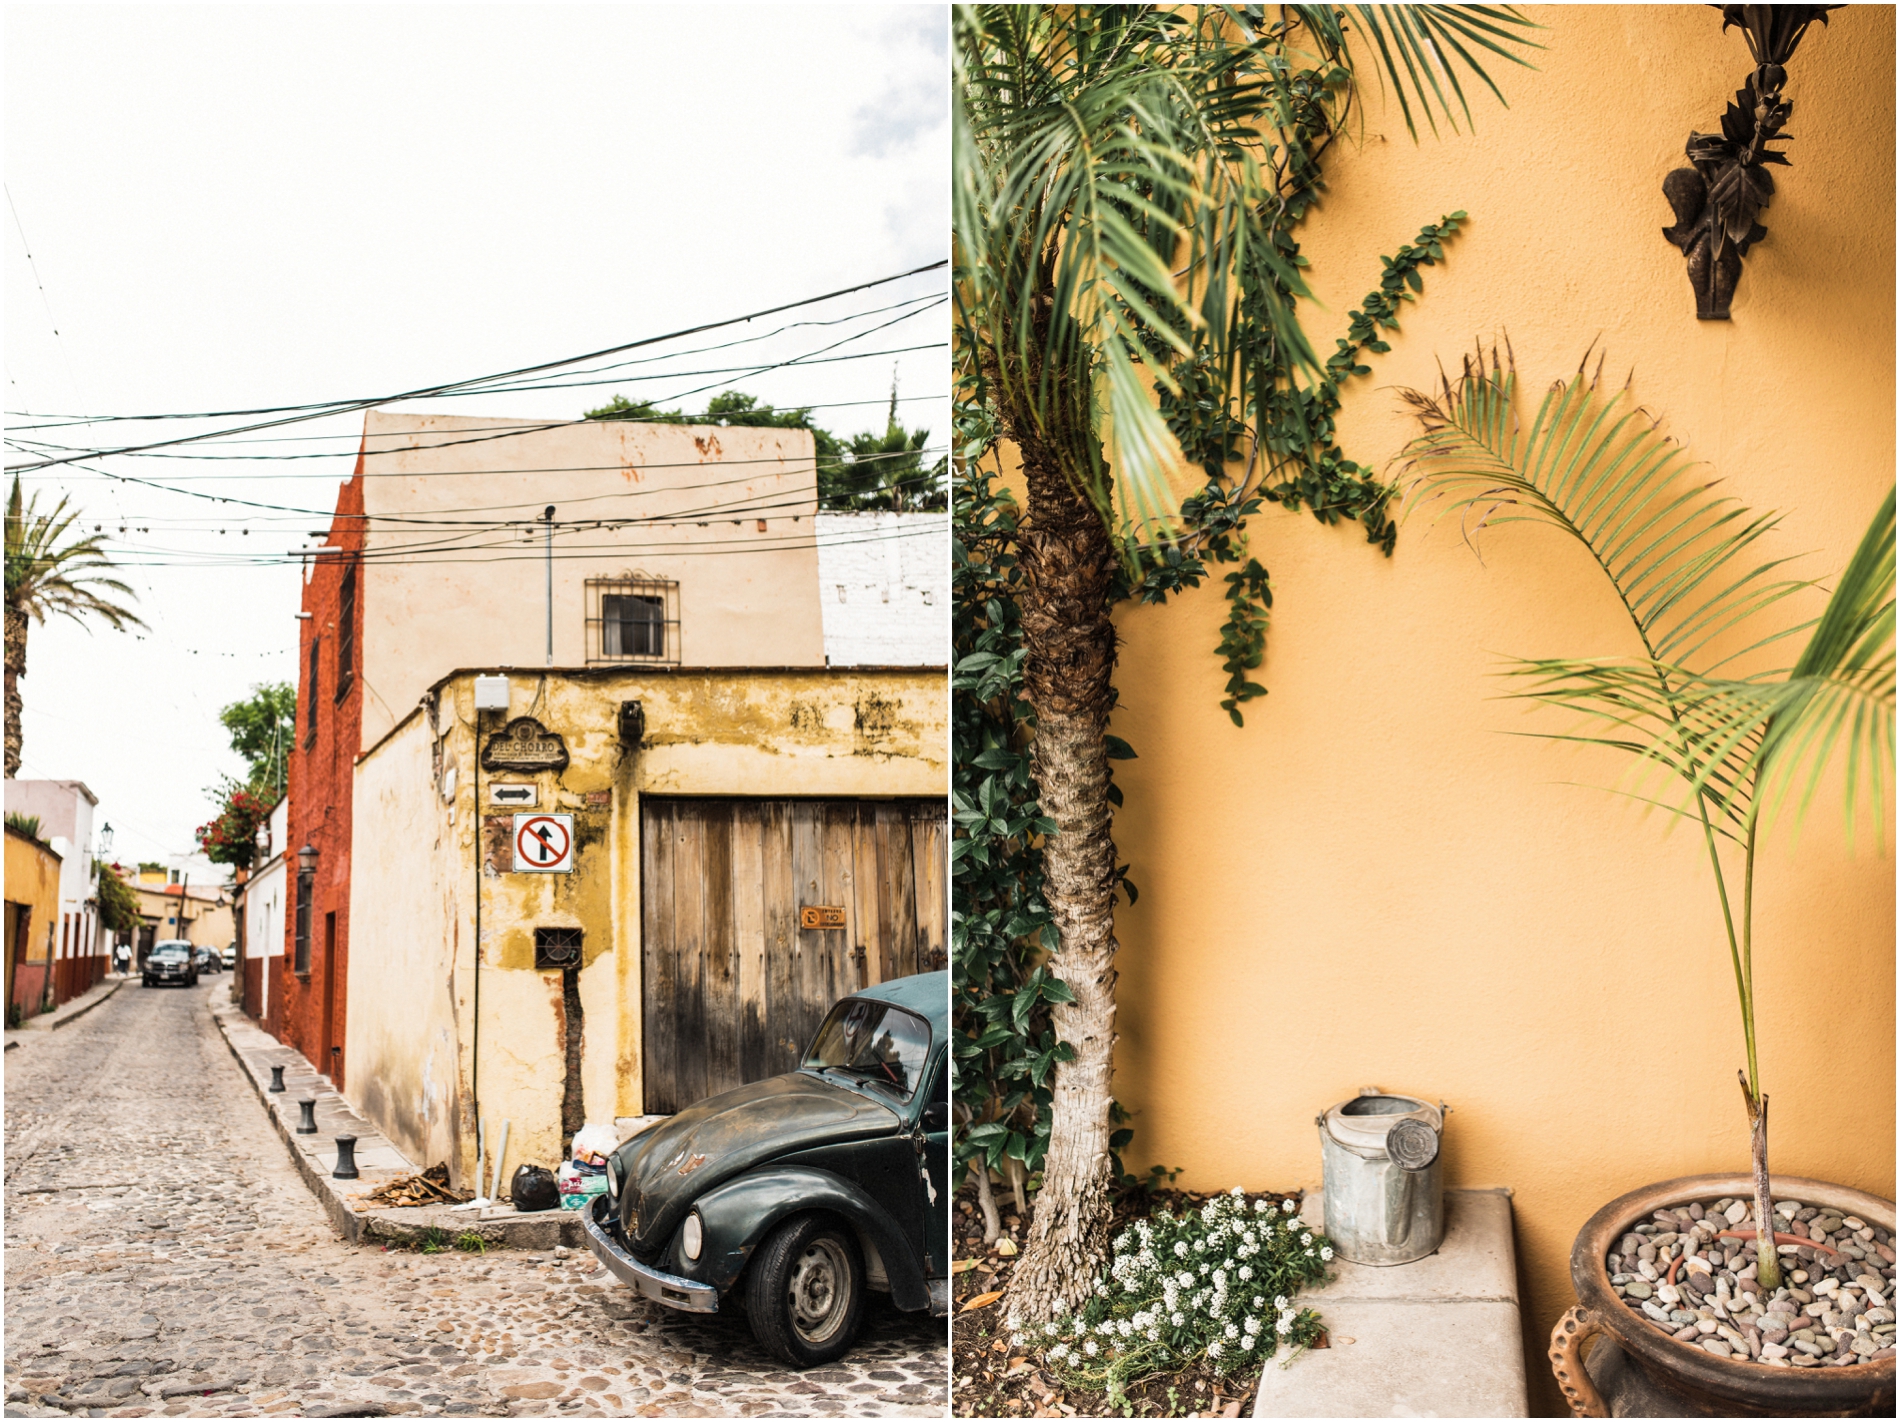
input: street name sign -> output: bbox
[513,813,574,873]
[482,716,569,773]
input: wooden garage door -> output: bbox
[640,797,947,1115]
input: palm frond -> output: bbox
[1401,348,1894,849]
[5,476,146,633]
[1401,346,1814,675]
[957,6,1539,546]
[1313,5,1543,139]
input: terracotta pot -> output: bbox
[1550,1174,1895,1417]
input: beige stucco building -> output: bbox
[323,412,947,1191]
[350,412,830,752]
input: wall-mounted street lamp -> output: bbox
[298,843,319,876]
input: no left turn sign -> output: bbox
[513,813,574,873]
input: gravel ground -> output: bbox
[4,978,946,1417]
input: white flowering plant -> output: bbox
[1028,1190,1333,1391]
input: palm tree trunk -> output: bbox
[4,604,26,779]
[998,392,1123,1326]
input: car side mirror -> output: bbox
[921,1101,948,1133]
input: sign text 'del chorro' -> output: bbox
[482,716,569,774]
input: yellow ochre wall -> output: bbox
[347,667,947,1192]
[1092,8,1893,1415]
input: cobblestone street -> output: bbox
[3,981,948,1418]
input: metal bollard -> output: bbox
[332,1136,359,1180]
[269,1065,286,1093]
[297,1098,318,1134]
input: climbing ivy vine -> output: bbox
[952,215,1469,1200]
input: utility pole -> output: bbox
[543,506,556,667]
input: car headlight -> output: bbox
[682,1211,703,1261]
[606,1155,620,1202]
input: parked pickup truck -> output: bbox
[582,970,949,1367]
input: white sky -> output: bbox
[5,3,949,872]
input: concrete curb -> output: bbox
[4,977,124,1048]
[209,998,579,1250]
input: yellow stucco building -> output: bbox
[6,826,63,1019]
[984,6,1892,1415]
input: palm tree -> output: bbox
[1400,347,1894,1291]
[5,476,145,777]
[954,3,1536,1322]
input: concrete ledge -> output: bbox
[1254,1189,1528,1418]
[210,998,580,1249]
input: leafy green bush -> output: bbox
[1029,1192,1333,1389]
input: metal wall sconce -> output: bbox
[297,1098,318,1134]
[1662,5,1840,319]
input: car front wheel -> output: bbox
[742,1214,865,1368]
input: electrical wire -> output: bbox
[3,260,946,471]
[4,394,948,463]
[3,291,945,429]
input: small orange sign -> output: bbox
[799,905,847,930]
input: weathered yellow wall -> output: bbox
[1089,7,1893,1415]
[356,413,829,752]
[348,666,947,1191]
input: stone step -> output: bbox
[1253,1188,1527,1417]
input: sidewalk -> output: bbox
[209,996,581,1249]
[3,974,124,1049]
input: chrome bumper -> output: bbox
[581,1196,720,1314]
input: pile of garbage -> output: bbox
[362,1162,472,1208]
[559,1124,617,1211]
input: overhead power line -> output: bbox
[5,393,948,461]
[4,291,945,429]
[3,260,947,473]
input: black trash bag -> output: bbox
[511,1164,559,1213]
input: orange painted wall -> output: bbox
[1088,7,1893,1414]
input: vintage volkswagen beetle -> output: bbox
[583,970,948,1367]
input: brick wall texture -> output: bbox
[279,465,365,1089]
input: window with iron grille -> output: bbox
[586,576,680,664]
[336,566,356,699]
[535,926,583,969]
[305,637,320,745]
[294,871,313,974]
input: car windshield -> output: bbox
[801,999,931,1103]
[152,947,188,961]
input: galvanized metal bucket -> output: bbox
[1318,1087,1449,1266]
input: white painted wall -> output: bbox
[814,512,947,667]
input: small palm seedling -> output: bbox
[1399,345,1893,1291]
